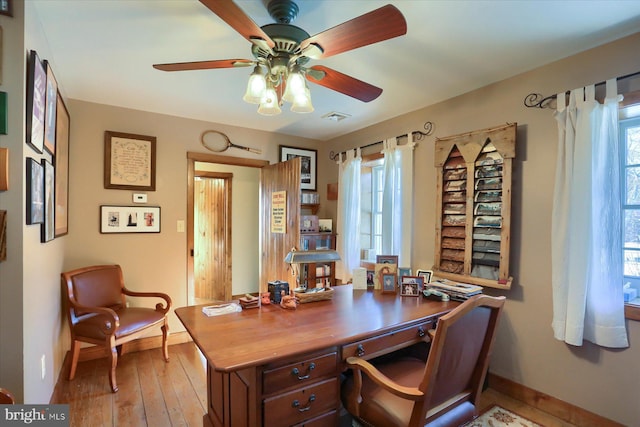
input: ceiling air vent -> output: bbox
[322,111,351,122]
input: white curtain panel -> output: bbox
[551,79,628,348]
[381,135,415,267]
[335,148,362,282]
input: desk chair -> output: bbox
[0,387,15,404]
[342,294,505,427]
[61,264,172,393]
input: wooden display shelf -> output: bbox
[433,123,516,289]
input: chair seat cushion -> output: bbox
[73,307,165,341]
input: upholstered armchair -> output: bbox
[342,294,505,427]
[61,264,172,393]
[0,387,15,404]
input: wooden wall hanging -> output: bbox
[433,123,516,289]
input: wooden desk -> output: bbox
[175,285,457,427]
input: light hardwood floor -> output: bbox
[51,342,576,427]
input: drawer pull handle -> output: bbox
[292,394,316,412]
[356,344,365,357]
[291,363,316,380]
[418,327,426,338]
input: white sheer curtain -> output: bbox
[381,135,415,267]
[335,148,361,282]
[551,79,628,348]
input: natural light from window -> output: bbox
[621,115,640,306]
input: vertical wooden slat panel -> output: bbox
[195,174,232,301]
[259,158,301,292]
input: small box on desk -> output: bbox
[268,280,290,304]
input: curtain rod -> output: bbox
[523,70,640,109]
[329,121,434,161]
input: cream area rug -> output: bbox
[464,405,543,427]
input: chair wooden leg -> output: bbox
[161,321,170,362]
[109,346,119,393]
[68,340,81,380]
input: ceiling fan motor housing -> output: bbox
[267,0,299,24]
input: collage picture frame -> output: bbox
[100,205,161,234]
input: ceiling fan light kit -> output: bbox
[154,0,407,116]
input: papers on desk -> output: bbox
[202,303,242,317]
[428,279,483,301]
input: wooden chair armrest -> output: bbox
[428,329,436,340]
[122,288,172,314]
[346,357,423,401]
[69,299,120,334]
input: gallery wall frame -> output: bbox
[54,94,70,237]
[43,60,58,155]
[100,205,161,234]
[41,159,54,242]
[104,131,156,191]
[26,50,46,154]
[26,158,44,225]
[279,145,317,191]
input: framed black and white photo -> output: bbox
[100,205,160,233]
[416,269,433,284]
[279,145,317,191]
[26,158,44,225]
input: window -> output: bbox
[621,115,640,308]
[360,157,383,262]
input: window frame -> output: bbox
[620,91,640,321]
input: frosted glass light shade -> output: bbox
[257,87,281,115]
[243,67,267,104]
[291,88,314,113]
[283,71,306,103]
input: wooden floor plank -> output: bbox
[137,349,172,427]
[52,342,580,427]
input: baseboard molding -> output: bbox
[488,373,624,427]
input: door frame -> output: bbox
[187,152,269,303]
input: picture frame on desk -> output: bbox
[382,273,397,294]
[416,269,433,284]
[279,145,317,191]
[400,276,424,297]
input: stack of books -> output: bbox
[427,279,483,301]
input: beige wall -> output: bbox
[320,32,640,426]
[3,3,638,423]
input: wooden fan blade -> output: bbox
[306,65,382,103]
[299,4,406,59]
[153,59,254,72]
[199,0,275,50]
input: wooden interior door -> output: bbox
[194,172,232,301]
[259,158,301,292]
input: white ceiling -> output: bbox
[31,0,640,141]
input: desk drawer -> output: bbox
[342,320,433,360]
[263,378,338,426]
[263,352,337,395]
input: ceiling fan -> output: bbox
[153,0,407,114]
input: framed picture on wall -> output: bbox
[279,145,317,191]
[41,159,55,243]
[100,205,161,233]
[54,93,70,237]
[0,0,12,17]
[26,158,44,225]
[43,60,58,155]
[26,50,46,154]
[104,131,156,191]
